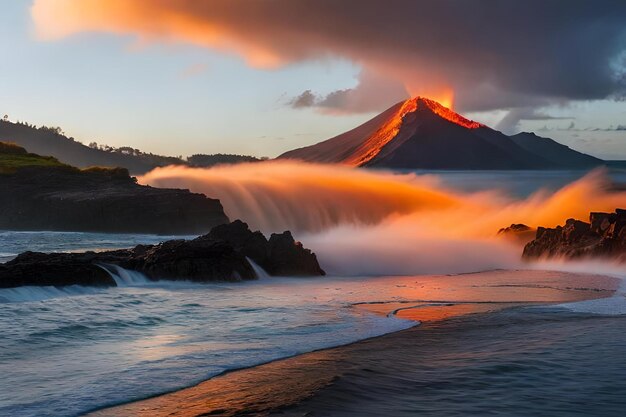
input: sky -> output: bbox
[1,0,625,159]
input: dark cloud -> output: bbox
[289,90,317,108]
[35,0,626,113]
[289,70,409,113]
[495,108,575,134]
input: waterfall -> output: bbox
[246,257,271,279]
[98,264,150,287]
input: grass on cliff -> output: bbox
[0,142,130,179]
[0,142,132,179]
[0,142,70,173]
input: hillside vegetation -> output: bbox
[0,142,70,173]
[0,120,264,174]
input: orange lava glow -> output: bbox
[342,96,482,166]
[430,88,455,110]
[343,98,420,166]
[418,97,483,129]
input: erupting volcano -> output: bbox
[279,97,602,170]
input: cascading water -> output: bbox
[246,257,271,279]
[99,264,150,287]
[139,162,626,275]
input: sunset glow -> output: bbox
[2,2,626,416]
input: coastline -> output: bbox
[86,270,620,417]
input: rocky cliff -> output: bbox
[523,209,625,262]
[0,144,229,234]
[0,221,325,288]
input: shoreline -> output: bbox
[86,270,620,417]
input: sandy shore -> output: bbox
[86,270,619,417]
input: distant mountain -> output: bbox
[0,120,263,174]
[279,97,605,170]
[0,120,184,174]
[509,132,603,168]
[188,153,263,167]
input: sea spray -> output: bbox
[140,163,626,275]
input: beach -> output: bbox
[86,269,622,417]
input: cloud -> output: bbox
[289,70,409,113]
[289,90,317,108]
[31,0,626,112]
[495,108,575,134]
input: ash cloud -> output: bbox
[33,0,626,113]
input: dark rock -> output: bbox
[0,221,325,289]
[0,165,229,234]
[497,224,536,244]
[0,251,115,288]
[121,238,254,282]
[206,220,325,276]
[267,231,325,276]
[523,209,626,262]
[206,220,271,266]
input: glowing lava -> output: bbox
[418,97,484,129]
[342,97,483,166]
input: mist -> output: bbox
[140,162,626,275]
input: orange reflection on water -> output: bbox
[86,270,618,417]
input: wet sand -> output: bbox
[86,270,619,417]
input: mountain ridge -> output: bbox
[0,120,262,174]
[279,97,604,170]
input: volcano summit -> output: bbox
[279,97,603,170]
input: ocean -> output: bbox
[1,169,625,416]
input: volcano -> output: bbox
[278,97,603,169]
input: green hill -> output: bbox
[0,142,70,173]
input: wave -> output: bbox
[535,261,626,316]
[140,162,626,275]
[0,265,226,303]
[0,284,105,303]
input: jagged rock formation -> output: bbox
[279,97,604,170]
[523,209,625,261]
[0,221,325,288]
[207,220,325,276]
[497,224,536,244]
[0,143,229,234]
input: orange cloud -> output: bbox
[31,0,626,113]
[31,0,285,68]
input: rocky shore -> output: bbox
[523,209,625,262]
[0,221,325,288]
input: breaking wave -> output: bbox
[140,162,626,275]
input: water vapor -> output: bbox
[141,162,626,275]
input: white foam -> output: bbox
[246,257,271,279]
[100,264,150,286]
[534,260,626,316]
[0,285,101,303]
